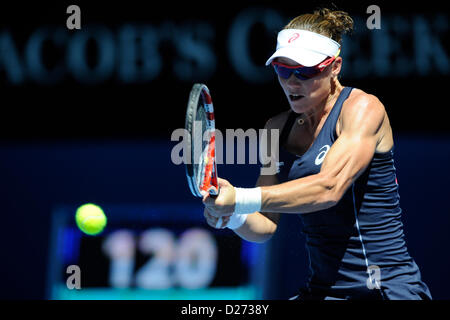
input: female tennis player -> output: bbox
[203,8,432,300]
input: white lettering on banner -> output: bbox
[227,7,284,83]
[0,10,448,84]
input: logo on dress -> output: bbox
[315,145,330,165]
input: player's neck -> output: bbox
[304,81,343,129]
[324,80,344,113]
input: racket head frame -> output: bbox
[185,83,219,198]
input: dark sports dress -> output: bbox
[277,87,431,300]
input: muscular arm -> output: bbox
[260,94,387,214]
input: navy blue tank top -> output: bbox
[277,87,431,300]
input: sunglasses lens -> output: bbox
[273,65,292,79]
[272,61,329,80]
[273,64,320,80]
[294,68,320,80]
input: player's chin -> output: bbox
[289,97,309,113]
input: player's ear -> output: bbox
[331,57,342,77]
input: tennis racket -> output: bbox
[184,83,222,228]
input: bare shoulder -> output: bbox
[341,88,386,133]
[339,88,393,152]
[345,88,386,118]
[264,110,291,130]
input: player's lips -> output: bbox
[289,94,305,101]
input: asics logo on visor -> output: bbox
[288,33,300,43]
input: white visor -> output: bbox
[265,29,340,67]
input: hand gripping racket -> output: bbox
[185,84,223,228]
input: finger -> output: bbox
[210,218,219,228]
[208,210,220,218]
[202,193,216,207]
[205,215,218,228]
[215,217,223,229]
[201,191,209,203]
[217,177,230,188]
[221,216,231,229]
[204,208,221,228]
[203,207,211,220]
[204,207,215,220]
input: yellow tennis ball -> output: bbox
[75,203,107,236]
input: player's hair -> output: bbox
[284,8,353,44]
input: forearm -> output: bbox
[260,172,337,214]
[229,173,334,242]
[233,212,277,243]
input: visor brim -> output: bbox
[265,47,329,67]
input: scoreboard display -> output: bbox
[47,203,263,300]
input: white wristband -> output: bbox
[225,213,248,230]
[234,187,262,215]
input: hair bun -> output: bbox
[315,8,354,41]
[283,7,354,44]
